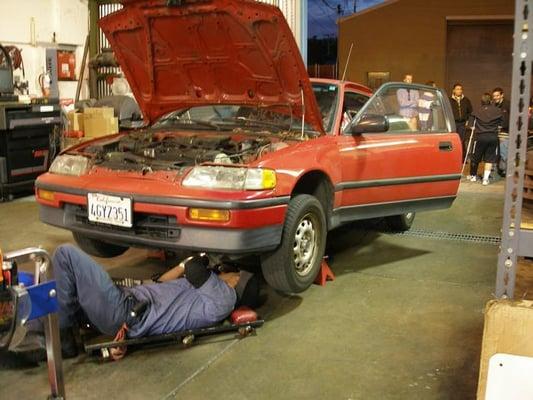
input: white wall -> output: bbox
[0,0,89,100]
[257,0,307,61]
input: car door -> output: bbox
[333,83,462,223]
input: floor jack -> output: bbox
[1,247,66,400]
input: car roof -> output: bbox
[310,78,373,96]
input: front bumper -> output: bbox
[38,191,287,254]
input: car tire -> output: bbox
[72,232,129,258]
[385,212,416,232]
[261,194,327,294]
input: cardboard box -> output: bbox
[67,111,84,131]
[65,107,118,138]
[110,117,119,134]
[83,113,105,138]
[84,107,114,120]
[84,114,118,138]
[477,300,533,399]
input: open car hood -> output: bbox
[100,0,325,134]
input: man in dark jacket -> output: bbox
[449,83,473,160]
[492,87,510,131]
[468,93,503,186]
[492,87,511,176]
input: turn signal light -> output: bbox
[260,169,276,190]
[37,189,55,202]
[188,208,230,222]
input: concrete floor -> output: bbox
[0,180,505,400]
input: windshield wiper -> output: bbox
[155,118,222,131]
[220,116,290,131]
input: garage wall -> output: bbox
[446,21,513,110]
[0,0,89,99]
[338,0,513,93]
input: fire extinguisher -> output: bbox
[38,72,52,98]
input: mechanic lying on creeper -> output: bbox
[14,244,259,359]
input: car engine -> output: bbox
[83,131,286,172]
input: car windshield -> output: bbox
[153,104,310,135]
[312,83,339,132]
[152,83,339,135]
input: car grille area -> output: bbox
[66,204,180,241]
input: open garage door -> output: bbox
[446,19,513,110]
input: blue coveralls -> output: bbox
[53,244,236,337]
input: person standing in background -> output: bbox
[492,87,511,176]
[397,74,419,131]
[492,87,510,131]
[449,83,473,161]
[468,93,503,186]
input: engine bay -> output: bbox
[82,130,290,172]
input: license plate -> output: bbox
[87,193,132,228]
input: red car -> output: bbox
[35,0,461,293]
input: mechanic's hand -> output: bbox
[219,272,240,288]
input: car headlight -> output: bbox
[183,166,276,190]
[49,155,91,176]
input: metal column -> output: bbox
[300,0,308,65]
[495,0,532,298]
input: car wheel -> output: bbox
[385,212,416,232]
[261,194,326,293]
[72,232,129,258]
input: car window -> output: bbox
[350,85,450,134]
[312,83,339,133]
[153,104,298,134]
[341,92,369,131]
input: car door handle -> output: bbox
[438,141,453,151]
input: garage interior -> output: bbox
[1,184,511,399]
[0,0,532,399]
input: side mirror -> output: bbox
[350,114,389,134]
